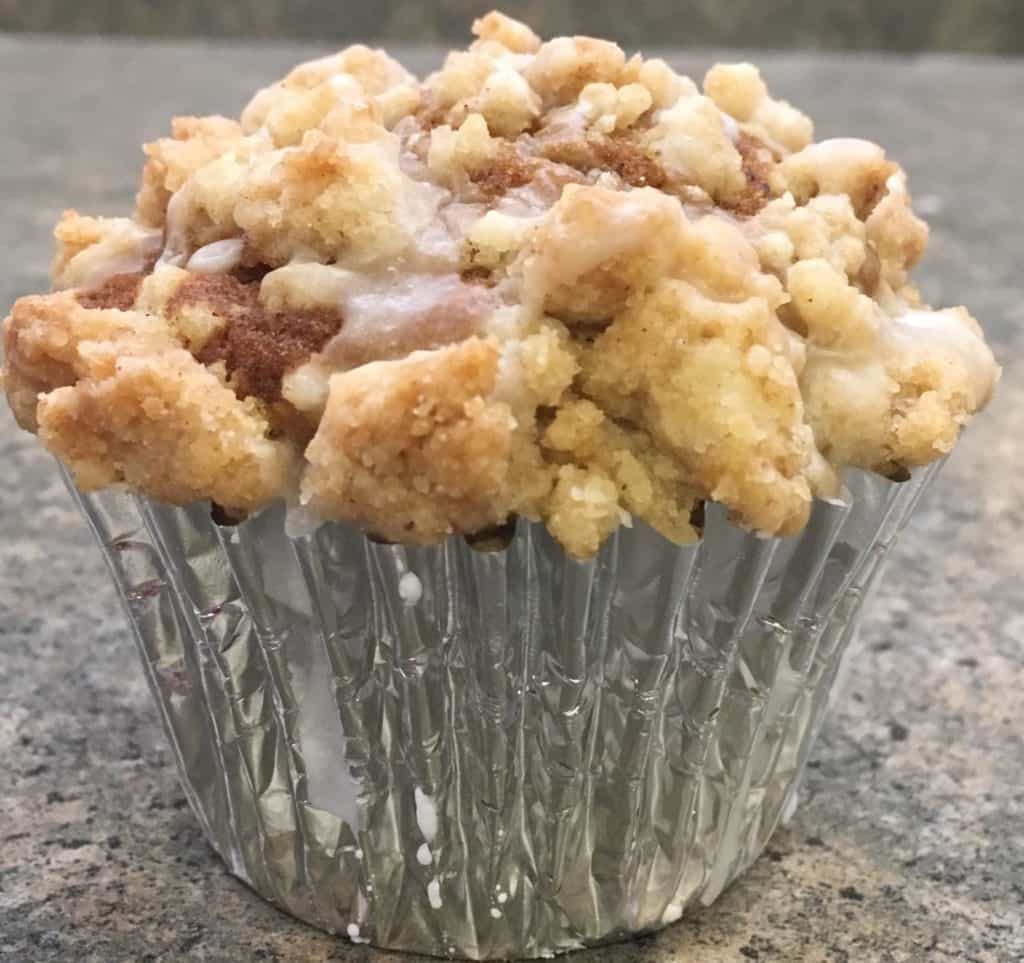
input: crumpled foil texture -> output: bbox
[66,465,939,959]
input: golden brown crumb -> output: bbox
[4,293,292,512]
[52,211,162,293]
[472,11,541,54]
[303,338,514,542]
[581,274,815,538]
[524,36,626,105]
[52,211,106,279]
[772,138,897,218]
[519,185,681,324]
[136,115,244,227]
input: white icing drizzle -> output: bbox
[158,188,191,268]
[399,571,423,605]
[58,222,163,292]
[326,272,498,368]
[720,112,740,144]
[346,923,368,944]
[661,901,684,924]
[521,190,679,315]
[186,237,245,275]
[414,787,438,843]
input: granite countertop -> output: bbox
[1,36,1022,963]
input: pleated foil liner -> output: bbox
[66,464,940,960]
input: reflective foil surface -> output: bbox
[67,466,939,959]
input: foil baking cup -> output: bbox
[66,464,940,959]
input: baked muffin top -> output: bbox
[2,11,999,556]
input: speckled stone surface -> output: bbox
[1,0,1022,53]
[0,36,1022,963]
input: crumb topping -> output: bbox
[77,272,146,312]
[2,10,999,557]
[731,131,775,216]
[168,273,343,405]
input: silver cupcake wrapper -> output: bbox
[66,464,940,960]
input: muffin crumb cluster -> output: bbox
[2,11,998,556]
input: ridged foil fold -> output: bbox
[66,465,940,959]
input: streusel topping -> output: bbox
[2,11,999,556]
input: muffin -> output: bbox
[2,10,998,960]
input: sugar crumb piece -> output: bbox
[303,338,513,544]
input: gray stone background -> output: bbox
[0,0,1021,52]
